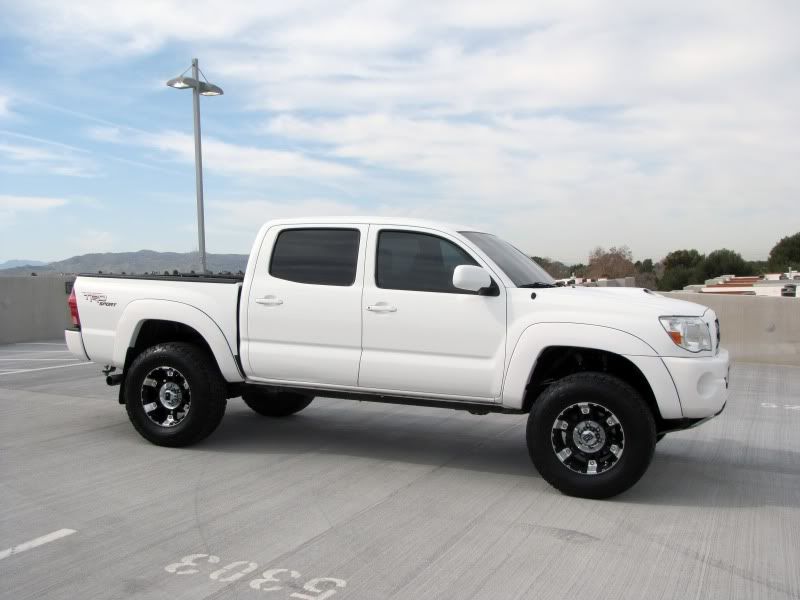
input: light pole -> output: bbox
[166,58,224,274]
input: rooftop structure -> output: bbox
[689,271,799,297]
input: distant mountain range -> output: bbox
[0,251,249,276]
[0,259,48,269]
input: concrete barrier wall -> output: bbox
[662,292,800,366]
[0,278,797,365]
[0,277,74,344]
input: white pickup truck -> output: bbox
[65,217,729,498]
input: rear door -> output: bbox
[358,226,507,400]
[243,224,367,386]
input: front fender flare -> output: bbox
[113,299,244,382]
[501,322,682,419]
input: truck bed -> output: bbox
[78,273,244,283]
[71,273,243,380]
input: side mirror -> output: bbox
[453,265,491,292]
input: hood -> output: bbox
[513,286,710,318]
[506,286,717,358]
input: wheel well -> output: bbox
[117,320,226,404]
[523,346,662,421]
[123,320,215,372]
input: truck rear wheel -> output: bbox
[241,388,313,417]
[526,372,656,499]
[124,342,227,447]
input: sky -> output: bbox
[0,0,798,265]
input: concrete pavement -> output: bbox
[1,341,799,599]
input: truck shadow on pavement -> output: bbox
[189,400,799,509]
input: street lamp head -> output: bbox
[167,76,223,96]
[199,82,224,96]
[166,76,199,90]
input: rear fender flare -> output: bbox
[113,299,243,382]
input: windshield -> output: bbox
[460,231,556,287]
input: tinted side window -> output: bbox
[270,228,360,286]
[376,230,478,293]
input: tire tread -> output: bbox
[125,342,227,447]
[527,372,656,499]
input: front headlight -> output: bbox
[659,316,712,353]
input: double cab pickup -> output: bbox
[65,217,729,498]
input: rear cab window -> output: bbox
[270,228,360,286]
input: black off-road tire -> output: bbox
[526,372,656,499]
[241,388,314,417]
[656,433,667,443]
[124,342,227,447]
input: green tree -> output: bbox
[657,249,707,290]
[768,232,800,271]
[746,260,769,275]
[569,263,587,277]
[663,249,704,270]
[657,266,695,291]
[696,249,748,280]
[531,256,570,278]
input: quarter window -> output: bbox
[376,230,478,293]
[270,228,360,286]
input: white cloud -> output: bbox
[0,95,10,118]
[7,1,800,260]
[87,126,356,179]
[0,194,68,225]
[204,196,459,253]
[0,136,99,178]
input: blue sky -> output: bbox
[1,0,798,265]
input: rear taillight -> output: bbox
[68,288,80,328]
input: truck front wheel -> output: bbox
[241,388,313,417]
[526,372,656,499]
[124,342,227,447]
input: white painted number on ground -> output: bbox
[210,560,259,582]
[165,554,346,598]
[760,403,800,410]
[291,577,347,600]
[250,568,301,592]
[165,554,220,574]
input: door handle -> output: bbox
[255,296,283,306]
[366,303,397,313]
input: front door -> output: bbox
[243,224,367,386]
[359,226,506,400]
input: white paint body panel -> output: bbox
[359,225,506,399]
[65,216,728,422]
[663,349,730,418]
[242,223,368,386]
[64,329,89,361]
[69,277,243,382]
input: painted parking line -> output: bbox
[0,358,81,362]
[761,402,800,411]
[0,362,94,376]
[0,529,77,561]
[0,351,73,354]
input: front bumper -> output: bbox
[662,348,730,419]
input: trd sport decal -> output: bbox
[82,292,117,307]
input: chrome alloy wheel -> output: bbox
[140,366,191,428]
[551,402,625,475]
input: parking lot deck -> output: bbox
[1,341,799,599]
